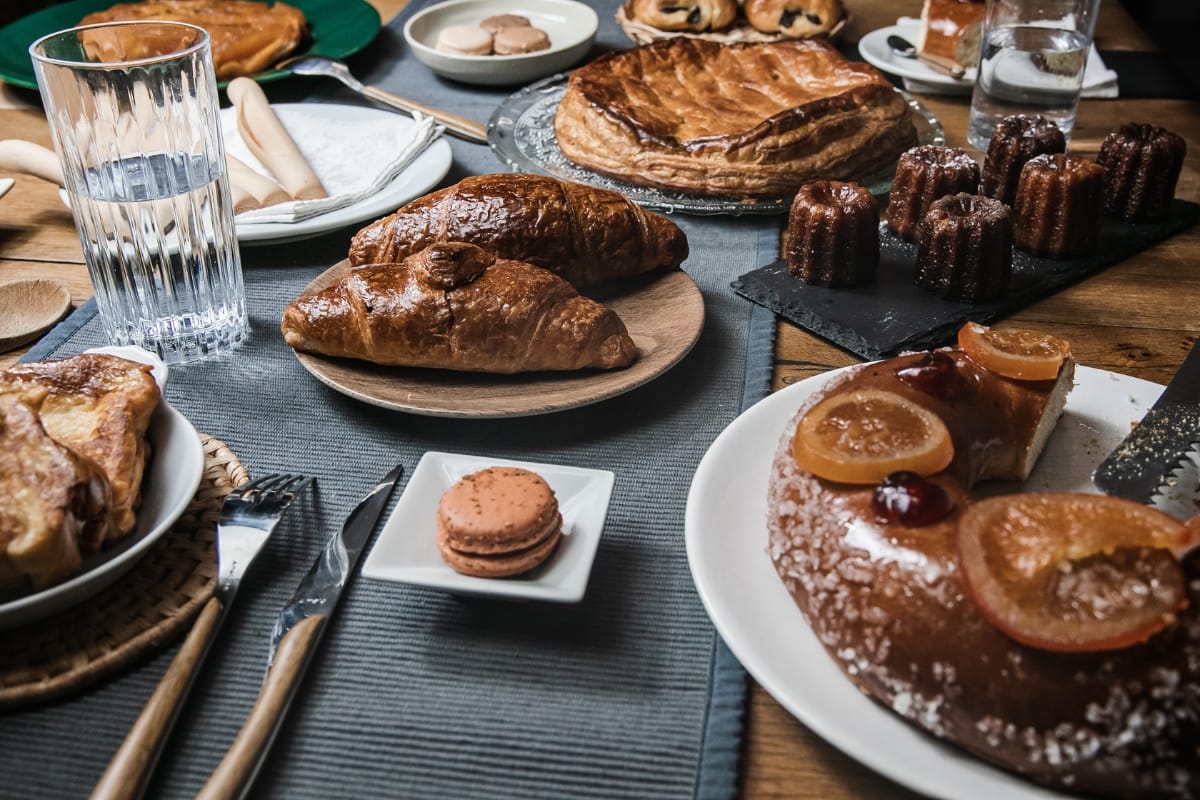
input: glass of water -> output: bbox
[30,21,247,364]
[966,0,1103,151]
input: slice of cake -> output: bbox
[915,0,985,73]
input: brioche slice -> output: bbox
[0,396,109,591]
[0,354,160,540]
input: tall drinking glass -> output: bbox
[966,0,1102,150]
[30,21,247,364]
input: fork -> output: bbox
[91,473,314,800]
[275,55,489,143]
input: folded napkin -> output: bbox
[895,16,1119,98]
[223,107,442,225]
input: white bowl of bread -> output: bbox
[0,346,204,629]
[403,0,598,86]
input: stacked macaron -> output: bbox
[435,14,552,56]
[436,467,562,577]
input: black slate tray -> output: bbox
[732,199,1200,360]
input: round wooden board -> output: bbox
[291,261,705,418]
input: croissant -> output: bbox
[282,243,638,374]
[743,0,844,37]
[348,174,689,287]
[626,0,738,31]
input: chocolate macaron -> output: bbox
[437,466,562,578]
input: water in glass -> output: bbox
[67,152,246,363]
[967,24,1089,150]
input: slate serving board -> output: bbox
[733,199,1200,360]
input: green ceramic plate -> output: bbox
[0,0,381,90]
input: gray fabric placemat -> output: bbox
[0,8,785,791]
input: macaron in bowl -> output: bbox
[403,0,599,86]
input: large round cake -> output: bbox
[767,328,1200,797]
[553,38,918,199]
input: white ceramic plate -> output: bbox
[685,364,1185,800]
[0,178,13,200]
[227,104,453,245]
[859,20,976,92]
[403,0,599,86]
[56,105,453,247]
[363,451,614,602]
[0,346,205,630]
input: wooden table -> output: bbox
[1,1,1196,798]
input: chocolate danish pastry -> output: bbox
[743,0,844,37]
[625,0,738,32]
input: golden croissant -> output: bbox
[282,242,638,374]
[348,174,689,287]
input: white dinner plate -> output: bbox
[685,364,1188,800]
[56,104,453,247]
[0,178,13,200]
[363,451,614,602]
[859,20,976,92]
[227,103,453,245]
[0,346,205,630]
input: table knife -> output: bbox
[195,464,403,800]
[1093,341,1200,503]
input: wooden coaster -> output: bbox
[0,435,247,709]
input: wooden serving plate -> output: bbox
[290,260,705,418]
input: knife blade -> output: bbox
[195,464,403,800]
[1093,341,1200,503]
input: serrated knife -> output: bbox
[195,464,403,800]
[1093,342,1200,504]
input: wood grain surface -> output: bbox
[291,260,705,418]
[0,1,1197,798]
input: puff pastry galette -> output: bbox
[554,38,918,199]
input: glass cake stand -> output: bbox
[487,74,945,216]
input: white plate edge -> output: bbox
[684,365,1168,800]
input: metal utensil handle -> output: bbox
[90,596,231,800]
[360,85,488,143]
[917,52,966,79]
[194,615,326,800]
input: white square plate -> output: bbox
[362,451,614,602]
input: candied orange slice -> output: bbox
[957,322,1070,381]
[792,389,954,484]
[958,493,1191,653]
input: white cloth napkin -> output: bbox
[895,16,1119,99]
[223,107,442,225]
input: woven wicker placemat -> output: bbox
[0,435,247,709]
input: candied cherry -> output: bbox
[957,321,1070,381]
[958,493,1193,653]
[871,471,955,526]
[896,351,967,400]
[792,389,954,484]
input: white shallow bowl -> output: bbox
[0,346,204,630]
[403,0,599,86]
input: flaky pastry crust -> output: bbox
[554,38,918,199]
